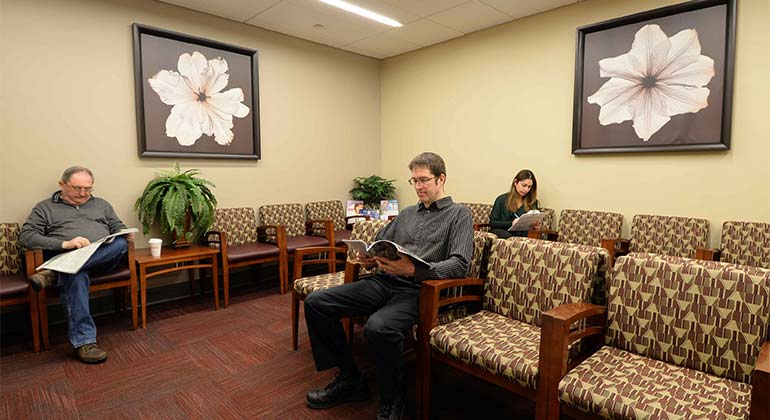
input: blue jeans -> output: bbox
[57,237,128,348]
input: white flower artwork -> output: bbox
[148,51,250,146]
[587,24,715,141]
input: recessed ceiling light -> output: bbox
[319,0,402,27]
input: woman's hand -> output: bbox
[530,221,542,230]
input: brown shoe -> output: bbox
[29,270,56,291]
[76,343,108,364]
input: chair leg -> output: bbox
[292,290,300,350]
[28,290,41,353]
[38,289,49,350]
[223,268,230,308]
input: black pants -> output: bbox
[304,274,420,402]
[490,228,528,239]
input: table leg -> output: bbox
[212,256,219,310]
[141,265,147,329]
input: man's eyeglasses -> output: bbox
[66,183,93,193]
[408,177,436,186]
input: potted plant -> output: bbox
[134,163,217,248]
[349,175,396,209]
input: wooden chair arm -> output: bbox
[695,247,721,261]
[540,303,607,375]
[473,223,490,231]
[292,246,347,279]
[419,277,485,334]
[305,219,333,234]
[528,229,558,241]
[751,341,770,420]
[23,249,44,277]
[601,237,630,267]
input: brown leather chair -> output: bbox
[259,203,333,294]
[0,222,41,352]
[206,207,286,305]
[305,200,369,246]
[28,238,138,349]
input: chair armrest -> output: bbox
[306,219,335,244]
[473,223,490,231]
[345,214,370,229]
[540,303,607,377]
[601,237,630,266]
[751,341,770,420]
[292,246,347,279]
[528,229,558,241]
[23,249,44,277]
[695,247,721,261]
[419,278,485,334]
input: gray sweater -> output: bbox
[19,191,127,251]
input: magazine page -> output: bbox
[379,200,399,220]
[346,200,364,217]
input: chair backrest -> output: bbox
[539,207,555,230]
[558,209,624,247]
[719,221,770,268]
[0,223,21,276]
[260,203,306,238]
[469,231,496,279]
[306,201,345,230]
[210,208,259,247]
[349,219,389,276]
[457,202,492,226]
[607,253,770,384]
[483,237,606,327]
[629,214,709,258]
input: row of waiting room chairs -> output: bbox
[289,215,769,419]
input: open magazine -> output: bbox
[36,228,138,274]
[508,210,545,231]
[342,239,428,267]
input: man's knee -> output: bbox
[363,314,395,341]
[304,291,328,316]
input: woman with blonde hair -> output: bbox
[488,169,541,238]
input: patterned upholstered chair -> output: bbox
[602,214,709,267]
[542,253,770,420]
[206,207,285,305]
[305,200,368,246]
[417,237,609,420]
[259,203,333,294]
[457,202,492,231]
[291,219,388,350]
[696,221,770,269]
[30,239,137,349]
[0,223,40,352]
[531,209,624,247]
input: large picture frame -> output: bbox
[132,24,260,159]
[572,0,736,154]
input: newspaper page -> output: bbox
[36,228,138,274]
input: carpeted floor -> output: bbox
[0,281,534,419]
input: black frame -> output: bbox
[132,24,261,159]
[572,0,736,154]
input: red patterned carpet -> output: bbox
[1,283,534,419]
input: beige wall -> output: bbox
[381,0,770,247]
[0,0,381,243]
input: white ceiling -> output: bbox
[155,0,579,59]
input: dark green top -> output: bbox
[489,193,539,230]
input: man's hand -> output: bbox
[125,232,135,242]
[62,237,91,250]
[374,254,415,277]
[352,252,378,268]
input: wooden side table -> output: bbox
[134,244,220,328]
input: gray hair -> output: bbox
[61,166,94,183]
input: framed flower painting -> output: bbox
[571,0,735,154]
[132,24,260,159]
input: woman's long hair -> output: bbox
[505,169,538,212]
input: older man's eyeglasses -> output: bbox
[66,183,93,193]
[408,177,436,186]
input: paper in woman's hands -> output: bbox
[508,211,546,231]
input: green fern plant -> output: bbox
[134,163,217,243]
[349,175,396,208]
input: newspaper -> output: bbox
[508,210,546,231]
[36,228,138,274]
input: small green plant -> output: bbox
[134,163,217,242]
[349,175,396,208]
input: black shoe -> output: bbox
[306,373,370,409]
[377,395,406,420]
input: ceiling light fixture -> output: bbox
[319,0,402,27]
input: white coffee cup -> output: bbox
[148,238,163,257]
